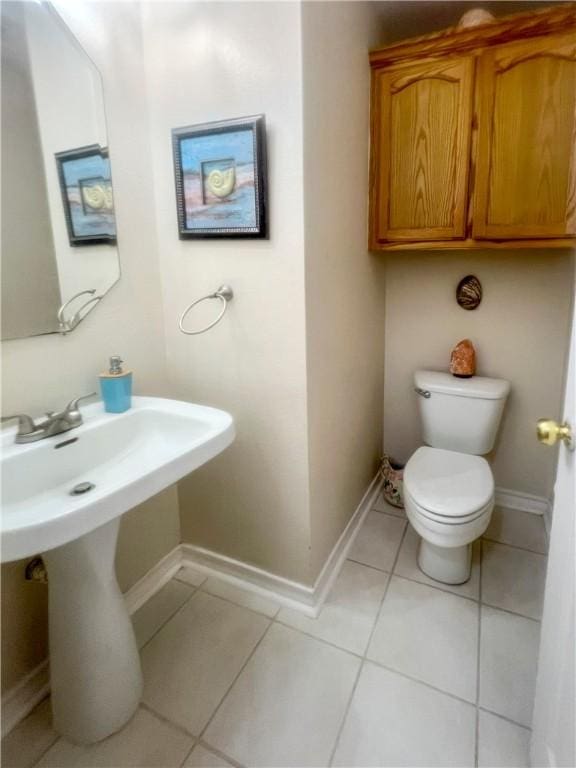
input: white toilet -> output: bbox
[404,370,510,585]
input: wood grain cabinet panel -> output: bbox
[473,33,576,239]
[369,4,576,250]
[370,58,474,246]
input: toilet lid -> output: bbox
[404,447,494,518]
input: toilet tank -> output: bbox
[414,370,510,455]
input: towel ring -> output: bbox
[179,285,234,336]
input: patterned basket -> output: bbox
[379,454,404,509]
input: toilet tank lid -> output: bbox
[415,370,510,400]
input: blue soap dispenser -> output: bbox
[99,355,132,413]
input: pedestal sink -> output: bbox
[1,397,234,744]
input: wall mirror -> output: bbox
[1,1,120,341]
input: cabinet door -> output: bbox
[473,33,576,240]
[370,57,474,246]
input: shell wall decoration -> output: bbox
[456,275,482,310]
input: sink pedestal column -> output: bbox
[43,518,142,744]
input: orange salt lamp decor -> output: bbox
[450,339,476,378]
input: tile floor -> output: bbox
[2,498,547,768]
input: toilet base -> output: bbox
[417,539,472,585]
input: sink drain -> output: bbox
[70,481,95,496]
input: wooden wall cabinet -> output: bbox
[369,4,576,251]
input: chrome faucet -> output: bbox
[1,393,97,444]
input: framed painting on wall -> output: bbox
[172,115,268,239]
[55,144,116,246]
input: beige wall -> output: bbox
[1,2,180,695]
[141,1,312,583]
[383,250,574,499]
[301,2,386,578]
[142,0,386,586]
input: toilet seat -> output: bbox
[404,488,492,525]
[404,446,494,522]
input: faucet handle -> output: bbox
[1,414,37,435]
[64,392,97,415]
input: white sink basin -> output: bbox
[0,396,234,745]
[1,396,234,562]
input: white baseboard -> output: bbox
[123,546,182,615]
[311,471,382,611]
[2,472,381,736]
[543,496,553,539]
[1,660,50,739]
[495,487,551,516]
[181,472,382,618]
[180,544,317,616]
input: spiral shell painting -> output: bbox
[172,115,267,238]
[206,167,236,199]
[456,275,482,310]
[55,145,116,245]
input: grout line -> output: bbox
[346,556,390,574]
[481,535,548,556]
[327,662,363,767]
[391,570,480,605]
[477,706,533,731]
[342,558,392,578]
[140,701,198,741]
[328,521,408,767]
[365,657,477,709]
[196,584,281,621]
[137,583,199,653]
[273,619,364,659]
[198,620,275,743]
[478,601,542,625]
[475,539,484,767]
[362,522,408,651]
[178,740,198,768]
[197,738,246,768]
[30,733,61,768]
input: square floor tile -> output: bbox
[201,577,280,618]
[479,606,540,727]
[482,542,547,620]
[478,710,530,767]
[333,662,476,767]
[372,492,405,518]
[394,524,481,599]
[484,508,547,554]
[348,511,406,572]
[36,708,193,767]
[183,744,234,767]
[132,579,194,648]
[278,560,388,655]
[1,698,57,768]
[367,576,478,701]
[174,566,207,588]
[141,591,269,735]
[204,623,360,767]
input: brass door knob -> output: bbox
[537,418,574,449]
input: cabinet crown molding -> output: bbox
[370,3,576,68]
